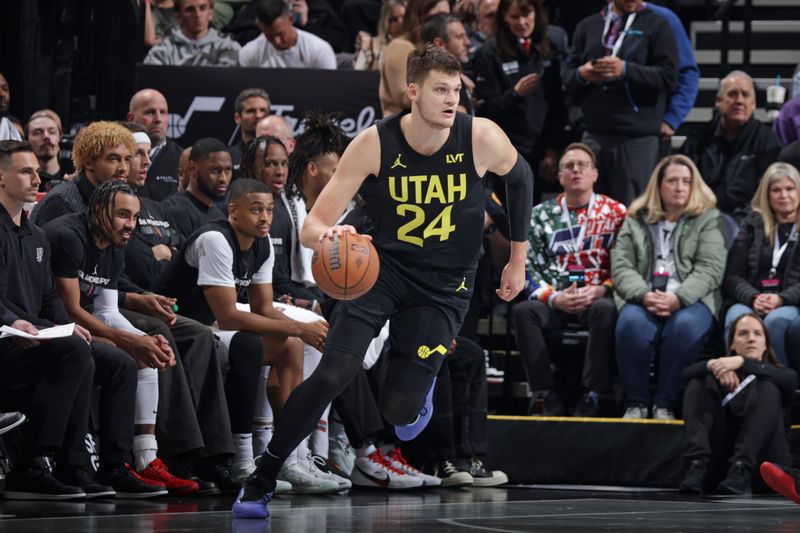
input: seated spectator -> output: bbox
[121,124,182,291]
[256,114,296,153]
[127,89,183,201]
[679,313,796,495]
[155,178,330,486]
[682,71,783,220]
[230,88,271,167]
[150,0,179,45]
[163,138,231,239]
[277,113,348,306]
[612,155,726,420]
[723,162,800,366]
[563,0,678,204]
[31,121,132,226]
[512,143,626,416]
[0,72,22,142]
[353,0,405,71]
[473,0,566,188]
[25,111,64,190]
[238,0,336,69]
[0,141,149,500]
[421,14,474,115]
[45,180,200,495]
[379,0,450,116]
[144,0,240,66]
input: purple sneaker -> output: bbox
[232,475,272,519]
[395,377,436,442]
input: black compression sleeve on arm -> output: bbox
[498,153,534,242]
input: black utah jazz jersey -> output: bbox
[361,111,484,269]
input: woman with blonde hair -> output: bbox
[353,0,406,70]
[724,162,800,366]
[378,0,450,115]
[612,155,727,420]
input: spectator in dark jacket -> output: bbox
[563,0,678,204]
[682,71,783,220]
[678,313,796,496]
[723,162,800,366]
[473,0,565,187]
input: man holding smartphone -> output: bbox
[511,143,626,417]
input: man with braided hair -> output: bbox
[235,45,533,518]
[44,180,198,495]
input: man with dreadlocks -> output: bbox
[44,180,199,496]
[0,141,162,500]
[235,46,533,518]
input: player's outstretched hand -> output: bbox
[496,261,526,302]
[318,225,372,242]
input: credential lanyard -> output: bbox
[656,220,675,263]
[771,225,798,277]
[601,5,637,57]
[560,194,595,254]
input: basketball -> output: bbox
[312,232,380,300]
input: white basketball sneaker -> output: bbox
[351,450,424,490]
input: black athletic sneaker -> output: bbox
[468,457,508,487]
[718,461,751,495]
[194,460,241,493]
[55,467,116,499]
[678,458,708,495]
[165,458,221,496]
[4,459,86,500]
[95,464,168,499]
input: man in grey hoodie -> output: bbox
[145,0,240,66]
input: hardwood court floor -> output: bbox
[1,486,799,532]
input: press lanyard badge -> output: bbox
[652,222,673,291]
[761,226,797,292]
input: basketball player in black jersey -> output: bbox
[234,46,533,518]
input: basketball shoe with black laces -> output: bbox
[95,464,168,498]
[54,466,115,498]
[3,458,85,500]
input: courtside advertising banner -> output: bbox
[135,65,381,146]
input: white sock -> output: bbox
[232,433,253,466]
[252,366,273,456]
[356,443,377,458]
[133,434,158,471]
[134,368,158,425]
[296,437,310,461]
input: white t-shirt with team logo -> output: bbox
[186,231,274,288]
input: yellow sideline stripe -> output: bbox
[488,415,684,425]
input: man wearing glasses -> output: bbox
[511,143,626,417]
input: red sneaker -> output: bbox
[139,458,199,495]
[760,462,800,504]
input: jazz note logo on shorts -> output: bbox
[417,344,448,359]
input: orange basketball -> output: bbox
[312,232,380,300]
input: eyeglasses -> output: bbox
[559,161,593,171]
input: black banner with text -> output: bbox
[135,65,381,147]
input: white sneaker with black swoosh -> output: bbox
[351,450,424,490]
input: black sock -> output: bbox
[254,449,281,491]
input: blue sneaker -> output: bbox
[395,377,436,441]
[232,475,273,519]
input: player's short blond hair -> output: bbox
[72,121,135,172]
